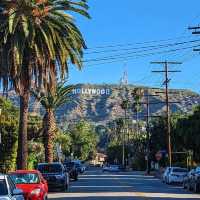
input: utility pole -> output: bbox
[146,92,150,174]
[151,61,181,167]
[189,26,200,51]
[120,70,129,167]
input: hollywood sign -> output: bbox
[72,88,111,95]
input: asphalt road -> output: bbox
[49,167,200,200]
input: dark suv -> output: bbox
[63,162,78,181]
[188,166,200,193]
[37,162,69,192]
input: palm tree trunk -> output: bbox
[17,90,30,169]
[43,109,56,163]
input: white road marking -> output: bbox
[49,191,200,198]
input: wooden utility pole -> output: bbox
[151,61,181,167]
[146,93,150,174]
[189,26,200,51]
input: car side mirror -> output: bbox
[12,188,23,196]
[41,179,47,184]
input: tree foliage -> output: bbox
[0,97,19,172]
[0,0,89,169]
[69,120,98,161]
[32,82,74,163]
[150,106,200,166]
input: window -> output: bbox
[196,167,200,172]
[7,176,16,193]
[38,164,62,173]
[173,168,188,173]
[0,179,8,195]
[10,173,40,184]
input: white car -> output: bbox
[167,167,188,184]
[162,167,171,183]
[103,165,120,172]
[0,174,24,200]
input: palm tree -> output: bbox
[0,0,89,169]
[32,82,73,163]
[132,88,144,136]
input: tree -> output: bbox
[0,0,89,169]
[131,88,144,135]
[69,120,98,161]
[32,82,73,162]
[55,131,71,158]
[27,114,43,140]
[0,96,19,173]
[149,113,191,167]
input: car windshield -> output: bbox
[38,164,62,173]
[64,162,74,168]
[75,163,81,167]
[110,165,119,168]
[196,167,200,172]
[173,168,188,173]
[10,173,39,184]
[0,180,8,195]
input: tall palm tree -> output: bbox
[0,0,89,169]
[132,88,144,136]
[32,82,73,162]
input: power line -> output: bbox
[84,39,200,61]
[84,39,200,55]
[86,36,193,50]
[83,43,200,65]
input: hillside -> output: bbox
[4,84,200,125]
[55,84,200,125]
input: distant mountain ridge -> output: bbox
[4,84,200,124]
[54,84,200,124]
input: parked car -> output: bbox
[37,162,69,192]
[74,163,85,174]
[0,174,24,200]
[63,162,78,181]
[187,166,200,192]
[103,165,120,172]
[102,165,110,172]
[9,170,48,200]
[72,161,86,174]
[162,167,171,183]
[166,167,188,184]
[183,169,195,189]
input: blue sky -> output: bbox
[68,0,200,93]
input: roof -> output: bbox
[37,162,61,165]
[9,170,39,174]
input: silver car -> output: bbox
[167,167,188,184]
[0,174,24,200]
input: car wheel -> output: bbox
[66,183,69,191]
[44,195,48,200]
[187,183,192,191]
[74,175,78,181]
[194,183,199,193]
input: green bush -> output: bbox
[0,97,19,173]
